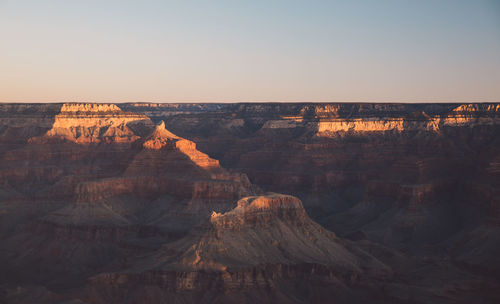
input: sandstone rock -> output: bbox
[85,193,391,303]
[1,102,500,304]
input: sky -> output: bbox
[1,0,499,103]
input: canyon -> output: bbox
[0,102,499,303]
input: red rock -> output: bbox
[1,102,500,304]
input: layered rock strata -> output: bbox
[85,194,391,303]
[1,102,499,304]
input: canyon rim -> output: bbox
[0,102,499,303]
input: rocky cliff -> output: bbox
[0,102,499,304]
[0,103,259,299]
[123,102,500,278]
[84,193,392,303]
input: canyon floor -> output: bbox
[0,102,499,304]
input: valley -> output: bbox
[0,102,499,303]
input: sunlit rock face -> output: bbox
[143,121,220,170]
[40,103,153,143]
[209,194,308,229]
[86,193,392,303]
[124,102,500,286]
[0,103,258,290]
[1,102,500,304]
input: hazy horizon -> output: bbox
[1,101,500,105]
[1,0,499,103]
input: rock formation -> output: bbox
[0,102,500,304]
[84,193,391,303]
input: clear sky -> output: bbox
[1,0,499,103]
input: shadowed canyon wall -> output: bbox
[0,102,499,304]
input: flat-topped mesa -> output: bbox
[210,193,308,229]
[109,192,390,279]
[36,103,153,144]
[91,188,391,295]
[143,121,220,170]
